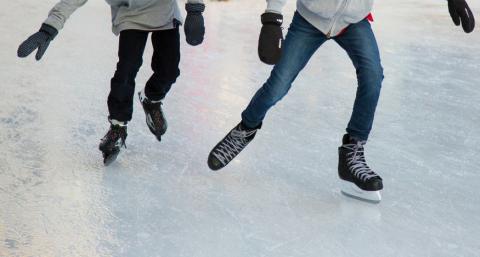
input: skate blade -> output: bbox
[103,149,120,166]
[340,180,382,203]
[147,126,163,142]
[146,117,166,142]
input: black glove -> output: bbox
[185,3,205,46]
[18,23,58,61]
[448,0,475,33]
[258,12,283,65]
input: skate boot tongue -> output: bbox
[240,121,262,130]
[343,134,366,146]
[108,119,127,146]
[109,125,127,148]
[234,123,258,139]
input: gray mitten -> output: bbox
[18,24,58,61]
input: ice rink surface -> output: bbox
[1,0,480,256]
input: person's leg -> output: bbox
[108,30,149,122]
[207,12,327,170]
[102,30,147,164]
[137,27,180,141]
[241,12,327,128]
[144,27,181,101]
[333,19,384,141]
[334,19,384,203]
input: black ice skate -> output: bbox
[138,91,167,141]
[338,134,383,203]
[208,122,260,170]
[99,122,127,166]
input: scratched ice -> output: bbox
[1,0,479,256]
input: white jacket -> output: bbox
[266,0,374,37]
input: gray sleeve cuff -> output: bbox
[266,0,286,14]
[43,0,88,32]
[44,16,65,31]
[187,0,204,4]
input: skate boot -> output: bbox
[208,122,260,170]
[338,134,383,203]
[138,90,167,141]
[99,121,127,166]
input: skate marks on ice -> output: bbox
[0,102,47,254]
[0,84,46,193]
[0,82,120,256]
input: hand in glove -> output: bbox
[448,0,475,33]
[18,24,58,61]
[258,12,283,65]
[185,3,205,46]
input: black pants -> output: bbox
[108,28,180,122]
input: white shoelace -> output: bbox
[212,127,256,165]
[345,142,378,182]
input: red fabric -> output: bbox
[367,13,374,22]
[337,13,374,36]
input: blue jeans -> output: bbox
[241,12,384,141]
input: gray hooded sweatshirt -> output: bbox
[266,0,374,37]
[44,0,204,35]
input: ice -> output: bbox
[1,0,480,256]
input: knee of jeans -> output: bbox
[112,73,136,86]
[358,65,384,89]
[262,79,291,104]
[115,59,142,77]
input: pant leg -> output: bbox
[333,19,384,141]
[108,30,149,122]
[241,12,327,128]
[144,27,181,101]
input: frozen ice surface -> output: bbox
[1,0,480,256]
